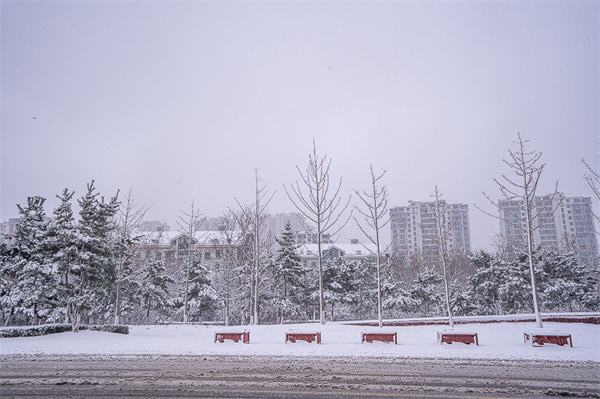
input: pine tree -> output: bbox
[47,189,79,324]
[468,251,504,315]
[70,181,119,332]
[539,250,599,312]
[139,259,175,323]
[323,257,359,321]
[355,256,414,320]
[184,254,221,323]
[449,280,474,316]
[4,197,58,325]
[497,253,535,314]
[379,262,414,317]
[271,222,305,323]
[409,268,444,317]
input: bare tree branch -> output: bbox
[354,165,389,327]
[284,139,352,324]
[479,133,561,328]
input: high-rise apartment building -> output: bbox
[266,213,306,236]
[498,193,598,267]
[267,213,331,244]
[390,201,471,258]
[139,220,171,232]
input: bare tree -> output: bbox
[177,201,205,323]
[583,158,600,227]
[354,166,391,327]
[233,169,275,325]
[480,133,561,329]
[215,211,248,326]
[423,187,457,328]
[285,140,351,324]
[113,189,149,325]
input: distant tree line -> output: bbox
[2,135,600,329]
[1,183,598,329]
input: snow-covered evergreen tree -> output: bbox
[468,251,504,315]
[355,256,414,320]
[380,275,415,318]
[497,254,534,314]
[70,181,119,332]
[409,268,444,317]
[138,259,175,323]
[270,222,305,323]
[3,197,58,325]
[323,257,359,321]
[449,280,474,316]
[539,250,599,312]
[47,189,79,324]
[184,254,222,323]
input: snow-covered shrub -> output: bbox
[81,324,129,335]
[0,323,129,338]
[0,323,72,338]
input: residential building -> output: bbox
[139,220,171,232]
[390,201,471,259]
[135,230,241,268]
[298,240,383,268]
[498,193,598,267]
[266,213,331,245]
[0,221,8,244]
[199,217,230,232]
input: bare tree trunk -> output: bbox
[4,307,14,327]
[234,170,274,325]
[178,201,204,324]
[479,133,561,329]
[354,166,390,328]
[430,187,455,329]
[286,140,351,325]
[114,189,148,325]
[225,279,230,326]
[317,227,325,324]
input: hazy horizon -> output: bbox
[2,1,598,251]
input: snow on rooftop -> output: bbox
[136,230,240,246]
[299,242,381,257]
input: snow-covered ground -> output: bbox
[1,321,598,362]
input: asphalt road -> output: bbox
[1,354,598,398]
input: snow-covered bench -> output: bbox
[523,330,572,347]
[361,329,397,344]
[285,330,321,344]
[437,330,479,345]
[214,330,250,344]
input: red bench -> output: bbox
[214,331,250,344]
[524,331,572,347]
[285,331,321,344]
[437,331,479,345]
[361,331,397,344]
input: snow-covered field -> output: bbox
[2,321,598,362]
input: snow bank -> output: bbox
[1,321,598,362]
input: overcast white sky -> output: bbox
[1,1,598,250]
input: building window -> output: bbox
[205,251,211,260]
